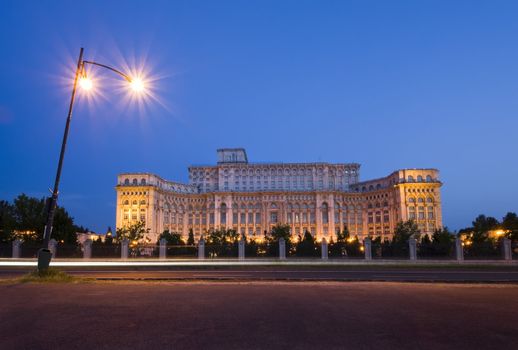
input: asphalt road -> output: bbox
[1,282,517,349]
[2,267,518,282]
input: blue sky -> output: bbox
[1,0,517,232]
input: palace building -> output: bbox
[115,148,443,243]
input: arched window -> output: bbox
[123,200,129,205]
[132,179,138,185]
[417,198,424,203]
[322,202,329,224]
[124,178,130,185]
[369,185,374,191]
[426,175,432,182]
[132,200,137,205]
[408,197,416,203]
[220,203,227,224]
[426,197,433,203]
[141,178,146,185]
[140,200,146,205]
[376,184,381,190]
[407,175,415,182]
[417,175,423,182]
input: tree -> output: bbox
[159,230,184,245]
[205,229,239,257]
[187,228,195,245]
[336,225,350,244]
[432,227,455,245]
[0,194,86,244]
[0,200,15,243]
[296,230,319,257]
[116,221,149,242]
[418,227,454,257]
[501,212,518,240]
[264,224,291,256]
[386,220,420,257]
[393,220,420,244]
[329,226,361,257]
[470,214,499,243]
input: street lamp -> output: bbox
[38,47,147,271]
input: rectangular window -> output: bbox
[368,213,374,224]
[383,210,389,222]
[233,213,238,224]
[255,213,261,224]
[240,213,246,224]
[409,207,416,220]
[210,213,215,224]
[270,212,278,223]
[428,207,434,219]
[310,212,315,223]
[418,206,425,220]
[375,212,381,224]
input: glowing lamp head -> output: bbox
[79,76,93,91]
[129,77,145,93]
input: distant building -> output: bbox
[76,232,109,245]
[115,148,443,242]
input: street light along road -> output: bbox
[38,47,148,271]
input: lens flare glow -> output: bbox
[129,77,145,92]
[79,77,93,90]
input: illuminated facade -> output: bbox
[115,148,443,242]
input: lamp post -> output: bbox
[38,47,146,271]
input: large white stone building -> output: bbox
[116,148,443,242]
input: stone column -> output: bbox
[12,239,22,259]
[409,237,417,261]
[238,236,245,260]
[364,238,372,260]
[198,237,205,260]
[121,238,129,260]
[502,238,512,261]
[159,238,167,260]
[455,237,463,261]
[83,239,92,259]
[279,238,286,260]
[321,238,328,260]
[48,239,58,258]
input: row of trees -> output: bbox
[0,194,88,244]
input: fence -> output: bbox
[463,242,503,260]
[417,242,455,259]
[2,237,516,262]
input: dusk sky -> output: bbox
[1,0,517,233]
